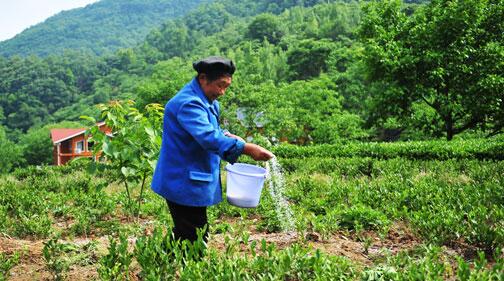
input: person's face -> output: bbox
[199,75,232,101]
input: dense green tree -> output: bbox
[185,3,233,35]
[17,127,53,166]
[5,99,48,132]
[145,21,192,59]
[228,40,289,84]
[0,53,107,132]
[143,0,352,62]
[18,121,84,166]
[316,3,361,41]
[0,125,23,173]
[0,106,5,124]
[359,0,504,140]
[134,58,194,108]
[287,39,335,80]
[246,14,285,44]
[218,0,343,18]
[221,75,367,144]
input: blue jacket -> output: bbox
[151,78,245,207]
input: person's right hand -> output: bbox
[243,143,274,161]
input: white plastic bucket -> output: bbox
[225,163,267,208]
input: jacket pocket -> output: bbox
[188,171,213,182]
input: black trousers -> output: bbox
[166,199,209,243]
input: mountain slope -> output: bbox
[0,0,208,57]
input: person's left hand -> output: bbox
[224,132,245,142]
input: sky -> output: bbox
[0,0,99,42]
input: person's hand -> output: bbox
[243,143,274,161]
[224,131,245,143]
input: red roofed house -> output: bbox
[50,122,113,166]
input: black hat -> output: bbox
[193,56,236,76]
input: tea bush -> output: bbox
[271,157,504,249]
[2,139,503,278]
[100,227,504,280]
[0,165,116,238]
[98,233,132,280]
[102,226,356,280]
[273,139,504,160]
[0,252,20,281]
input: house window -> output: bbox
[75,141,84,154]
[87,140,94,151]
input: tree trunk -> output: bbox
[445,115,454,141]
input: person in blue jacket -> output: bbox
[151,56,274,244]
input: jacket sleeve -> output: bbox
[177,99,245,163]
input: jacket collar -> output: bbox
[190,77,219,117]
[190,77,213,107]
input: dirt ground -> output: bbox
[0,219,489,281]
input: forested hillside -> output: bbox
[0,0,206,57]
[0,0,502,169]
